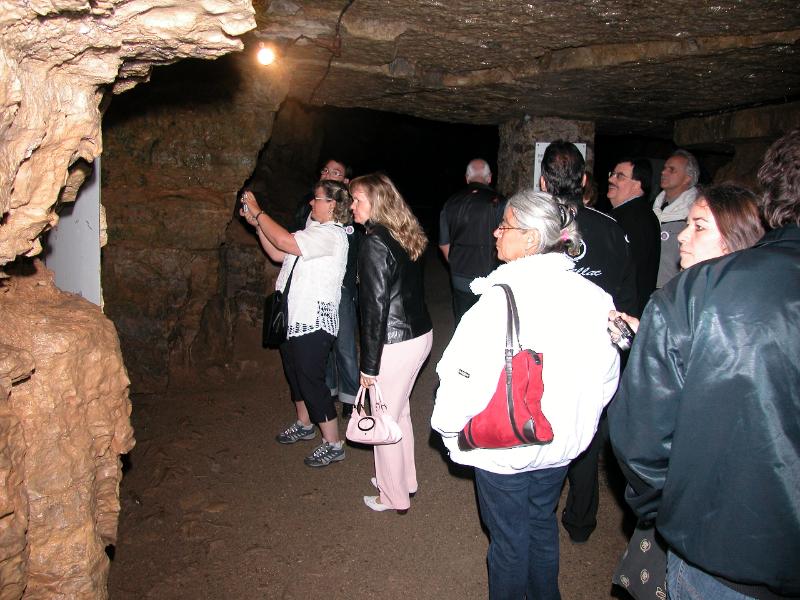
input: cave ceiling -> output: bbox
[252,0,800,135]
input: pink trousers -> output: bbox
[374,330,433,510]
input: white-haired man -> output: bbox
[653,149,700,287]
[439,159,506,324]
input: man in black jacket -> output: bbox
[539,140,637,543]
[607,157,661,315]
[439,159,506,324]
[610,129,800,598]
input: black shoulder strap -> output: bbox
[283,256,299,296]
[493,283,521,351]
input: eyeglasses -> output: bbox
[313,197,334,202]
[496,221,527,233]
[608,170,631,181]
[320,167,343,177]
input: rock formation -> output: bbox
[101,54,288,391]
[256,0,800,133]
[0,1,255,597]
[1,262,133,598]
[2,1,799,597]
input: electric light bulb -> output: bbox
[257,46,276,66]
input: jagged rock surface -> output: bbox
[255,0,800,132]
[0,262,134,599]
[0,343,32,599]
[0,1,256,597]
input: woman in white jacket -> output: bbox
[431,190,620,600]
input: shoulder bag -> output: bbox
[457,283,554,451]
[262,258,298,349]
[346,382,403,445]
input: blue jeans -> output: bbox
[667,552,755,600]
[475,466,569,600]
[326,286,359,405]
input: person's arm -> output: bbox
[252,227,286,263]
[241,191,302,258]
[438,206,450,262]
[608,299,683,521]
[358,235,393,378]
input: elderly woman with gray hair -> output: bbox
[431,190,620,600]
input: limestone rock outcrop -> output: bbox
[1,262,134,598]
[1,1,256,597]
[0,0,255,267]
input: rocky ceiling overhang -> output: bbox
[252,0,800,134]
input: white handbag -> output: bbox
[345,382,403,445]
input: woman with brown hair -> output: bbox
[349,173,433,514]
[241,180,351,468]
[610,182,765,337]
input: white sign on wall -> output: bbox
[44,158,102,307]
[533,142,587,191]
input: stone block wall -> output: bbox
[497,116,595,198]
[101,54,288,392]
[675,101,800,189]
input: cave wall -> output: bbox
[497,116,595,198]
[0,1,256,597]
[675,101,800,189]
[101,54,289,392]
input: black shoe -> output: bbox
[341,403,353,419]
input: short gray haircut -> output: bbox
[466,159,492,183]
[671,149,700,187]
[507,189,581,256]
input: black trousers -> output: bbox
[562,413,609,542]
[279,329,337,423]
[452,286,479,326]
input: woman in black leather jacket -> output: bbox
[349,173,433,514]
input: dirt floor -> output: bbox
[107,252,635,599]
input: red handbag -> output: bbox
[457,284,554,451]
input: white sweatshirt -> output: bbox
[431,253,619,474]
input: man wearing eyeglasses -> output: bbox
[607,158,661,315]
[294,159,351,230]
[539,141,637,545]
[438,158,506,324]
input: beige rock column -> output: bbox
[497,116,595,198]
[1,263,134,599]
[0,345,32,599]
[0,1,256,597]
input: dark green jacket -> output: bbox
[609,225,800,595]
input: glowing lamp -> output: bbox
[257,45,276,66]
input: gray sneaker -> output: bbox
[276,421,316,444]
[304,441,345,467]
